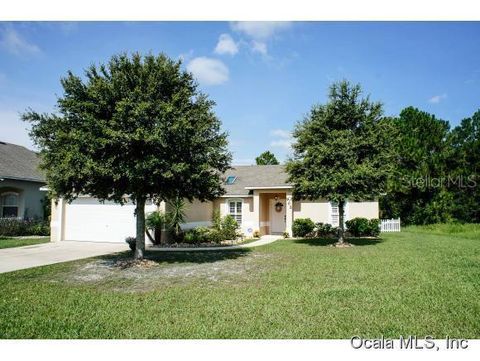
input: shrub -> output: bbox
[292,218,315,237]
[221,215,239,240]
[315,222,335,237]
[212,209,222,231]
[345,217,370,237]
[183,227,211,244]
[210,211,239,241]
[0,218,50,237]
[253,230,261,238]
[283,231,290,239]
[125,236,136,251]
[183,226,231,244]
[206,228,224,243]
[346,217,380,237]
[27,222,50,236]
[367,219,380,237]
[183,230,198,244]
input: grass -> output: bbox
[404,223,480,240]
[0,236,49,249]
[0,225,479,338]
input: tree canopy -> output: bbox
[448,110,480,222]
[23,52,231,258]
[379,107,453,224]
[286,80,394,243]
[255,151,279,165]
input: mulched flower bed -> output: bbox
[150,239,250,249]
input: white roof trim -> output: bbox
[244,185,293,190]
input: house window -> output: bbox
[330,202,339,227]
[227,199,242,224]
[0,192,19,218]
[225,176,237,185]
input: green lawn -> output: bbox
[0,225,479,338]
[0,237,49,249]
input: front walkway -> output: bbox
[0,241,128,274]
[148,234,282,252]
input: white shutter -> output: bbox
[330,202,339,227]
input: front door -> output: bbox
[269,199,286,234]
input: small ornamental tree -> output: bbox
[256,150,279,165]
[286,81,394,245]
[23,53,231,259]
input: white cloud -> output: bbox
[178,49,194,63]
[230,22,292,57]
[230,22,292,40]
[428,93,447,104]
[0,26,40,56]
[270,129,292,150]
[186,57,229,86]
[270,139,293,150]
[214,34,238,56]
[251,40,267,55]
[270,129,291,138]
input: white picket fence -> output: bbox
[380,218,401,232]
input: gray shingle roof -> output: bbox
[222,165,292,196]
[0,141,45,182]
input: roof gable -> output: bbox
[0,141,45,182]
[222,165,291,195]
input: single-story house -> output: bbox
[50,165,378,243]
[0,141,46,219]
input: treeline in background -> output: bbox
[380,107,479,225]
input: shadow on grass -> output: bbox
[294,237,383,247]
[99,248,252,265]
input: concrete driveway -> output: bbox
[0,241,128,274]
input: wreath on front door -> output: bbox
[275,201,284,212]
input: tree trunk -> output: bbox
[337,199,345,244]
[134,197,146,260]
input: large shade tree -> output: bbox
[23,53,231,259]
[286,81,394,244]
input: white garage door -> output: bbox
[64,197,155,243]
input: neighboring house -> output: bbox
[0,141,46,219]
[50,165,378,243]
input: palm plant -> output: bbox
[145,211,165,244]
[166,196,186,241]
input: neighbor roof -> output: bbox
[0,141,45,182]
[222,165,292,196]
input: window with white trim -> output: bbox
[330,202,339,227]
[0,192,19,218]
[227,199,242,225]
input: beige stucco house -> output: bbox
[51,165,378,243]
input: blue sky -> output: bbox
[1,21,479,164]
